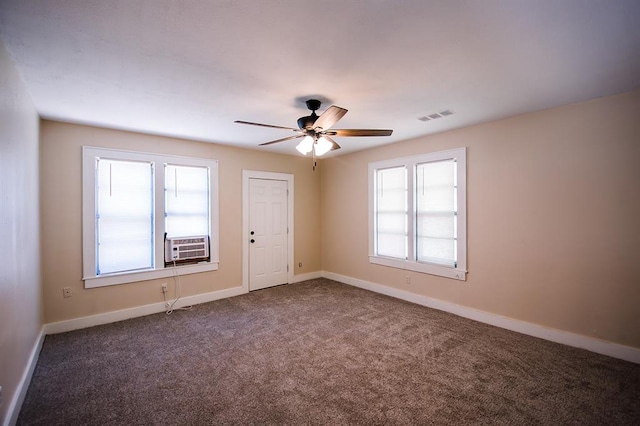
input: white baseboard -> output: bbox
[44,286,247,335]
[291,271,323,283]
[322,271,640,364]
[5,328,45,426]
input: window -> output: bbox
[368,147,466,280]
[164,164,210,239]
[82,147,219,288]
[96,158,154,275]
[375,166,407,259]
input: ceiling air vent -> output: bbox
[418,109,455,122]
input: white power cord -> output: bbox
[163,260,193,315]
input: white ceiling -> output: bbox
[1,1,639,156]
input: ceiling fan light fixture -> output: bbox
[296,136,314,155]
[314,136,332,156]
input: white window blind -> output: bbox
[416,159,457,267]
[96,159,154,275]
[375,166,407,259]
[165,164,210,238]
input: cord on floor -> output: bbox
[163,260,193,315]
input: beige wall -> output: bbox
[0,42,42,423]
[40,121,322,323]
[321,90,640,349]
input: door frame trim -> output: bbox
[242,170,294,291]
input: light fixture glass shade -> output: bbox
[314,136,332,156]
[296,136,314,155]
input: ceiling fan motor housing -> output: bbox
[297,99,322,130]
[297,113,318,130]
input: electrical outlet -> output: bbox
[161,283,168,293]
[298,262,302,268]
[405,276,411,285]
[63,287,72,298]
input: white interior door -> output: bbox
[249,178,288,291]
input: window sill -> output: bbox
[369,256,466,281]
[83,261,219,288]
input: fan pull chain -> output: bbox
[312,148,317,171]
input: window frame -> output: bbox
[368,147,467,281]
[82,146,219,288]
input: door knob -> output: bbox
[250,239,255,243]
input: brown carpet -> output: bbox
[18,279,640,425]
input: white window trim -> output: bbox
[82,146,220,288]
[368,147,467,281]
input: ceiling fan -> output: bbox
[235,99,393,168]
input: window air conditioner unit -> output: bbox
[165,236,210,263]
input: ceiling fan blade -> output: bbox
[329,129,393,137]
[235,120,300,132]
[258,134,304,146]
[312,106,348,131]
[324,135,341,151]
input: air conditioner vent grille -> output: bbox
[178,250,206,259]
[178,244,205,252]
